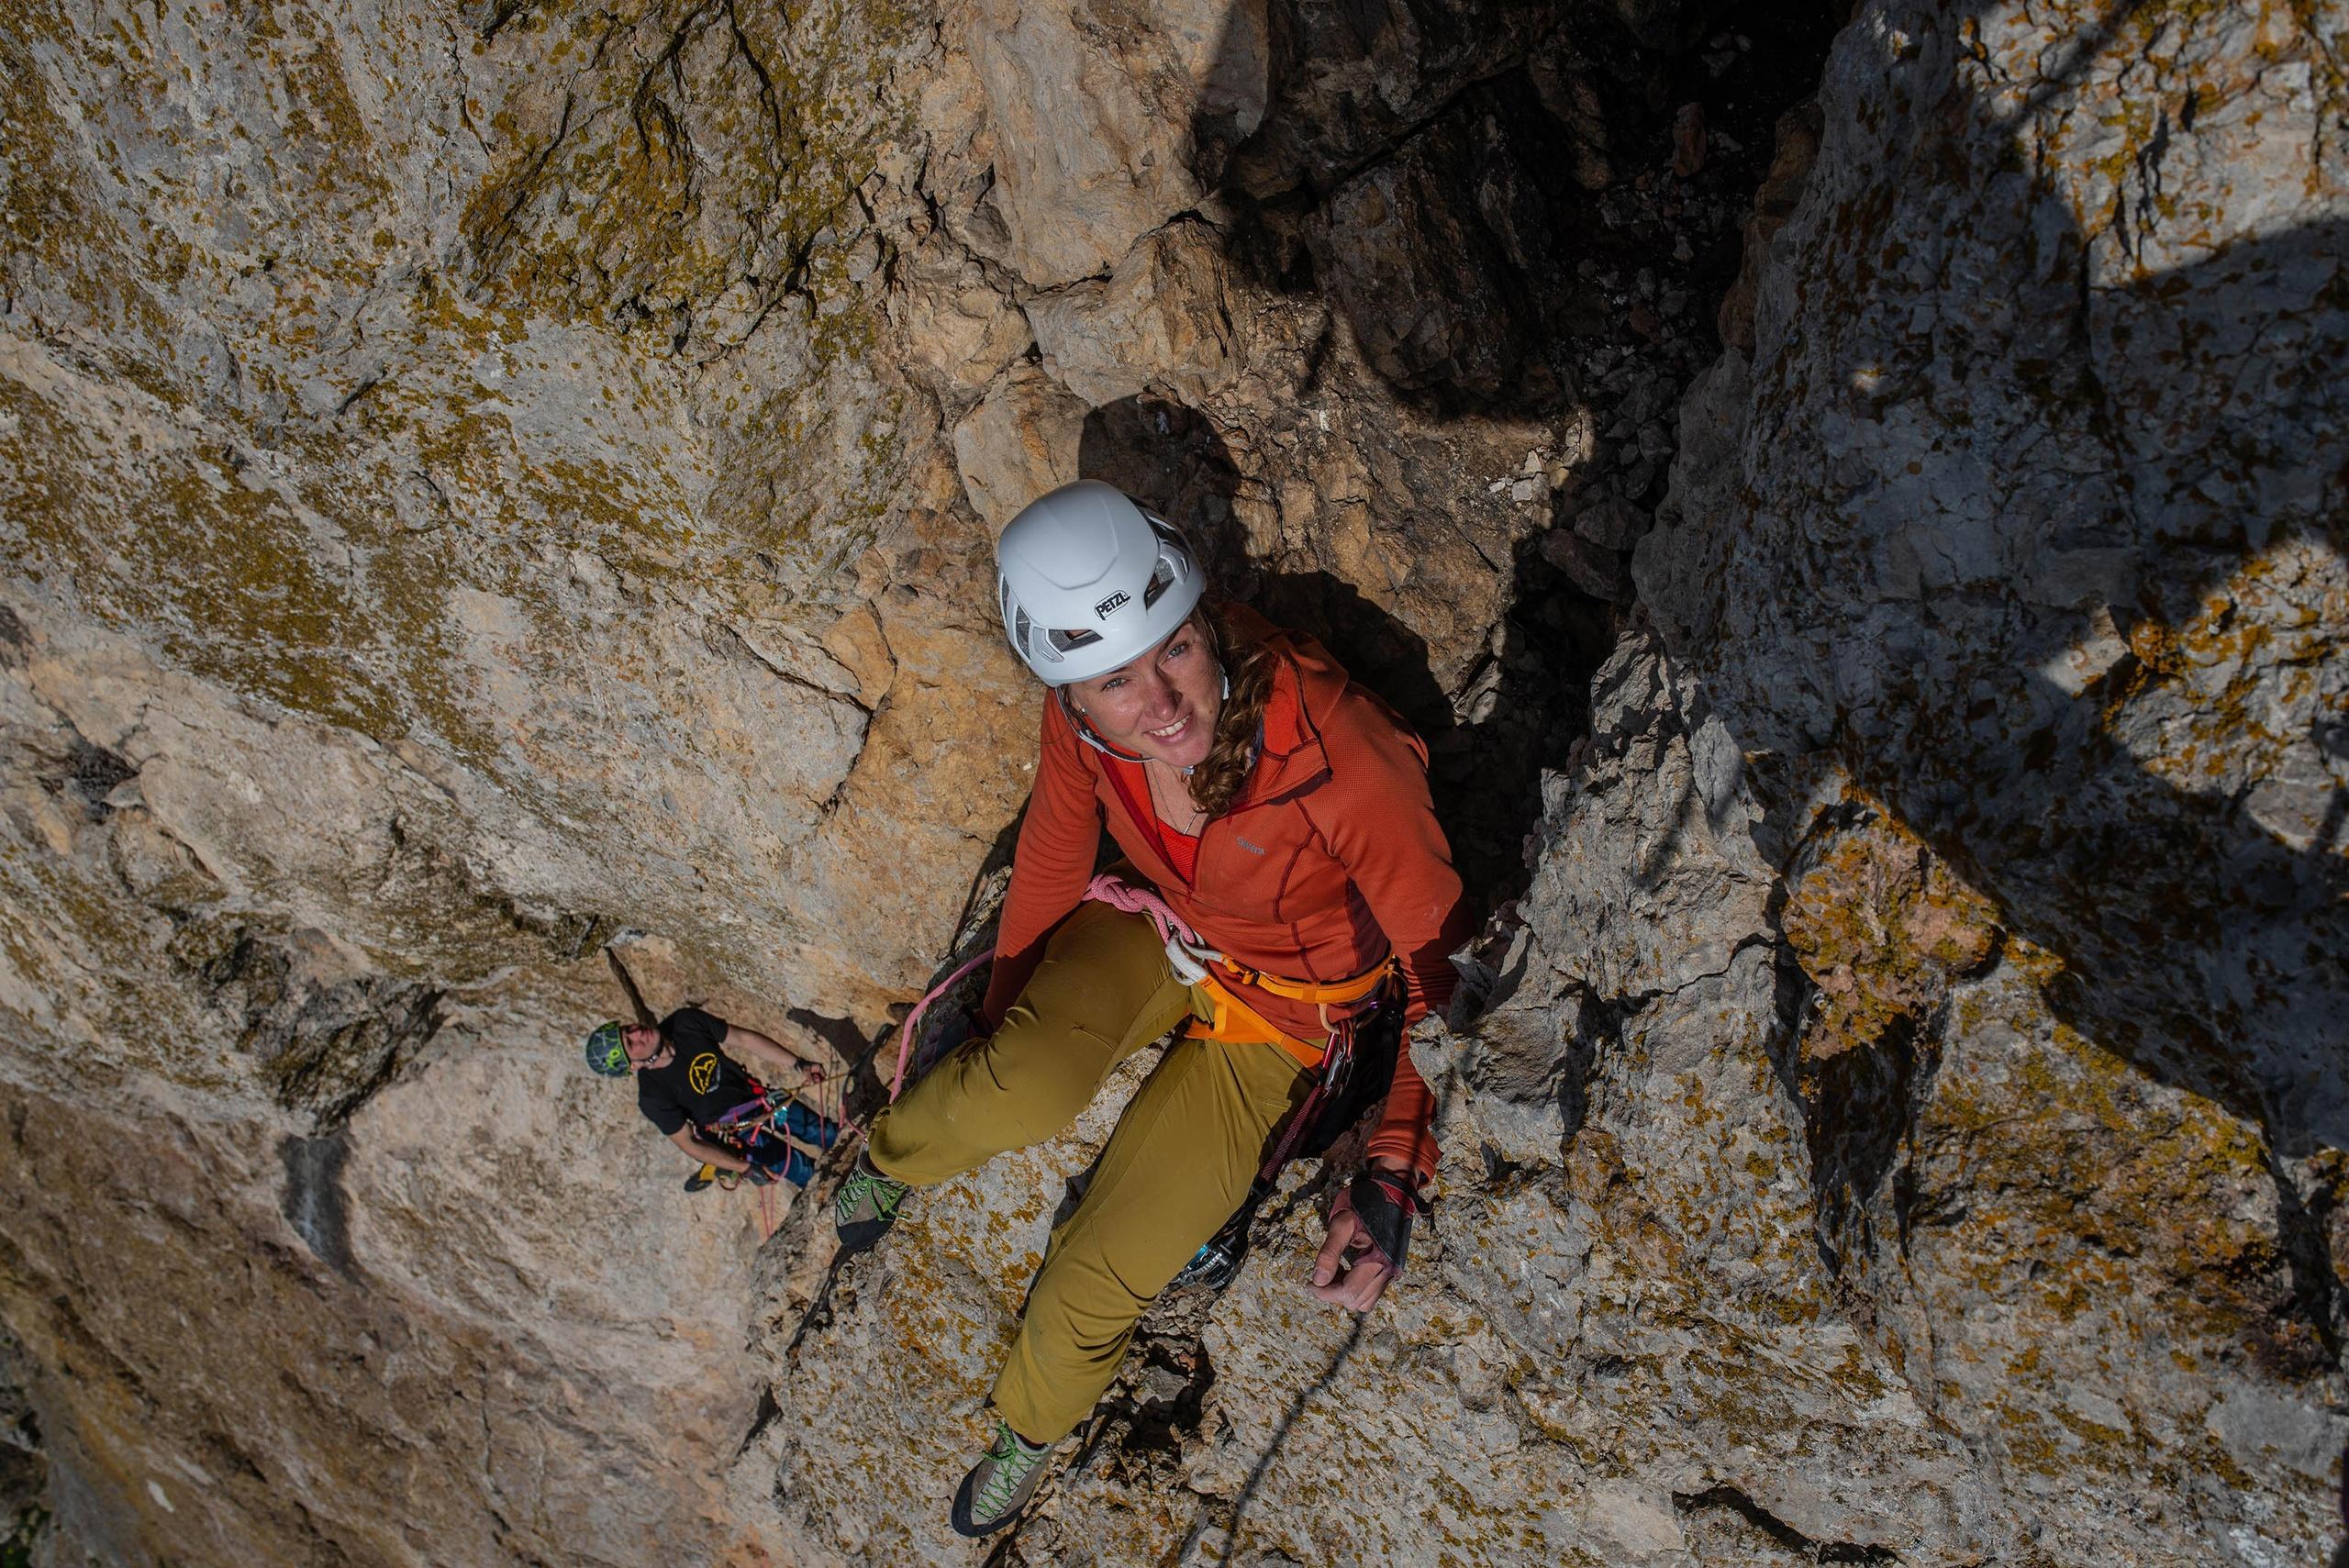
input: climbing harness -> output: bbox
[707,1085,840,1177]
[686,1078,845,1237]
[876,873,1408,1290]
[1084,873,1395,1067]
[1078,873,1408,1292]
[884,873,1394,1098]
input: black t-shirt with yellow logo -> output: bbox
[635,1007,760,1137]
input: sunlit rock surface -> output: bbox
[754,2,2346,1565]
[2,0,2341,1562]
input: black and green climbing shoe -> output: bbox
[950,1419,1054,1538]
[832,1151,911,1254]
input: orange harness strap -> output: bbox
[1184,955,1397,1070]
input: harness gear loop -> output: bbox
[1182,956,1395,1069]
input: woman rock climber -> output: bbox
[832,479,1469,1537]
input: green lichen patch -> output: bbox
[2,379,408,737]
[0,11,181,388]
[2109,529,2348,800]
[457,0,917,365]
[1917,1003,2311,1376]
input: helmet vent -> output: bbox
[1012,604,1056,664]
[1141,514,1188,610]
[1142,559,1176,609]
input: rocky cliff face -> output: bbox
[2,0,2342,1564]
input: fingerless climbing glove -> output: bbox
[1347,1169,1429,1276]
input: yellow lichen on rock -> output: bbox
[1782,796,2002,1062]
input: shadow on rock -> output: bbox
[1163,0,1845,901]
[1081,394,1601,895]
[1188,0,1846,417]
[1631,0,2347,1328]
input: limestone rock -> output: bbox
[1632,0,2349,1556]
[1780,806,2001,1062]
[1540,525,1633,602]
[0,0,1008,1558]
[1715,100,1823,352]
[0,983,790,1568]
[952,362,1091,528]
[1,0,2342,1562]
[1219,0,1575,202]
[746,0,2344,1559]
[894,251,1038,399]
[1029,221,1236,408]
[963,0,1266,288]
[1640,0,2349,1152]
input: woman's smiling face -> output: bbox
[1065,614,1221,770]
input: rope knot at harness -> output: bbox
[1081,873,1223,984]
[885,875,1213,1104]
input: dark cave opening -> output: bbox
[1166,0,1850,910]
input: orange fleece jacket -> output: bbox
[982,612,1469,1182]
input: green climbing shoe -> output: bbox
[832,1151,911,1255]
[950,1419,1054,1538]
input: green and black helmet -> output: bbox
[584,1020,630,1077]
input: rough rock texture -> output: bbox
[748,2,2346,1566]
[0,2,996,1555]
[753,634,2337,1567]
[1641,0,2349,1164]
[2,0,2342,1562]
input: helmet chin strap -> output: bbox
[1064,672,1229,776]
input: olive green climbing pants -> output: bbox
[865,900,1311,1445]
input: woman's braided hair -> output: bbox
[1187,600,1277,819]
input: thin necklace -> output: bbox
[1148,761,1205,831]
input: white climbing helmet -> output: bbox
[996,480,1206,686]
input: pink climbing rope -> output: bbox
[884,875,1218,1103]
[1082,873,1199,951]
[888,950,993,1102]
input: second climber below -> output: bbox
[833,479,1469,1537]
